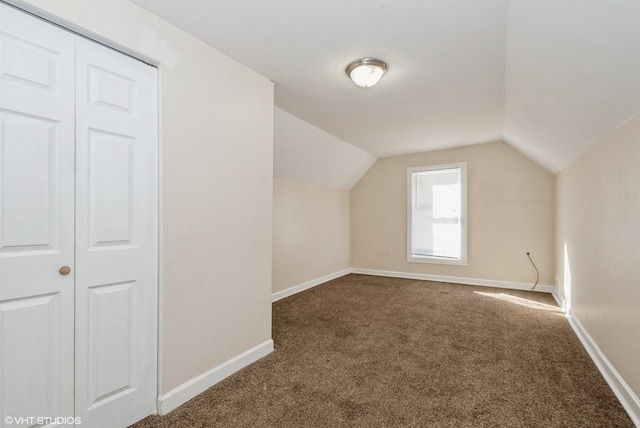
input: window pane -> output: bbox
[432,223,460,258]
[433,184,460,219]
[410,167,461,260]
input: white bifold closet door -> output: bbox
[0,3,158,428]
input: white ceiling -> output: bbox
[132,0,640,174]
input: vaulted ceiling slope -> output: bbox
[274,108,376,190]
[133,0,640,174]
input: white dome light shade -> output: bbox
[346,58,387,88]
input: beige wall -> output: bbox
[556,114,640,401]
[273,178,350,293]
[17,0,274,393]
[352,141,555,285]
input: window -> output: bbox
[407,163,467,265]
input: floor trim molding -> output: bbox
[552,293,639,426]
[568,315,640,426]
[272,268,555,303]
[272,268,352,302]
[158,340,274,415]
[351,268,554,293]
[551,289,565,310]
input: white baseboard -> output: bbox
[351,268,554,293]
[158,340,273,415]
[550,292,639,426]
[272,268,554,303]
[272,268,352,302]
[567,314,640,426]
[551,289,565,310]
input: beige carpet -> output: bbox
[132,274,633,427]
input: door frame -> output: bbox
[0,0,164,413]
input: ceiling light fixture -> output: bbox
[346,58,387,88]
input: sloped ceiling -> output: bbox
[274,107,375,190]
[132,0,640,177]
[504,0,640,173]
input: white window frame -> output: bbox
[406,162,467,265]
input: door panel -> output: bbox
[88,129,136,247]
[88,65,136,114]
[75,37,158,428]
[1,31,60,95]
[0,294,62,419]
[1,113,61,251]
[0,3,75,426]
[87,281,136,409]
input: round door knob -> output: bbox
[59,266,71,275]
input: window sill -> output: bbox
[407,255,467,266]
